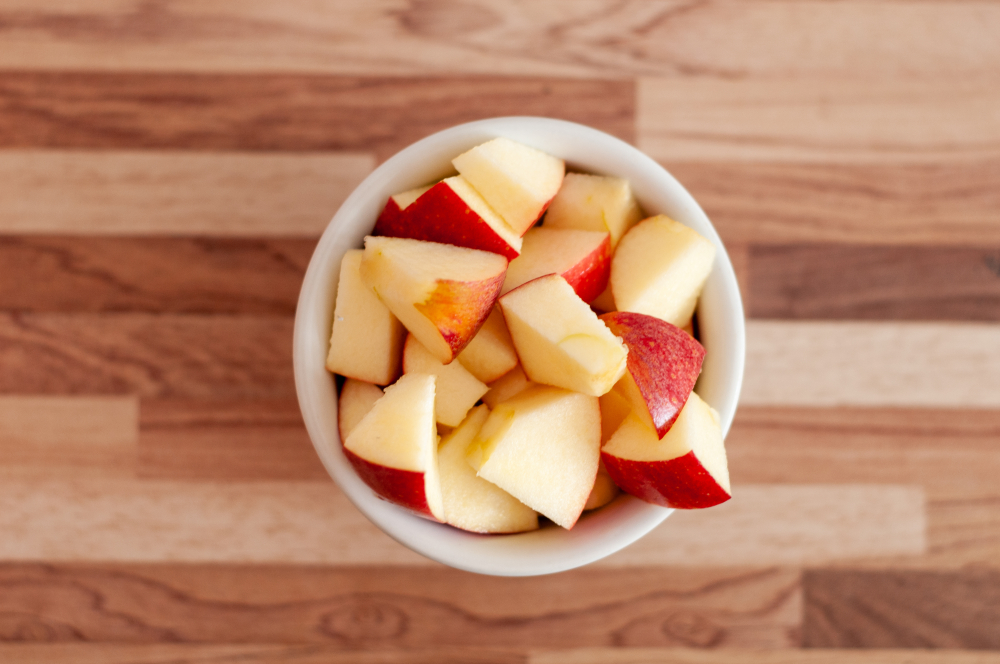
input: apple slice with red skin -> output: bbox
[374,177,522,260]
[599,311,705,439]
[602,392,731,509]
[338,378,384,442]
[343,373,444,521]
[374,184,433,230]
[501,228,611,303]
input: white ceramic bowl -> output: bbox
[294,117,745,576]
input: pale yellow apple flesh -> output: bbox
[584,461,620,511]
[481,365,534,409]
[467,385,601,529]
[456,307,519,383]
[402,334,488,427]
[438,405,539,534]
[326,249,406,385]
[544,172,642,248]
[501,227,611,303]
[338,378,384,442]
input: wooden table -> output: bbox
[1,2,999,662]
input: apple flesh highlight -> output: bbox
[501,227,611,304]
[602,392,731,509]
[600,311,705,439]
[467,385,601,529]
[326,250,406,386]
[359,236,508,364]
[499,274,628,397]
[544,172,642,248]
[452,137,565,236]
[343,373,445,521]
[338,378,384,442]
[438,405,539,534]
[403,334,489,427]
[456,307,519,384]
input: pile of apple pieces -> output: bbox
[327,137,731,535]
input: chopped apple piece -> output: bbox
[600,311,705,439]
[611,215,716,327]
[338,379,384,442]
[456,307,519,383]
[343,373,444,520]
[499,274,628,397]
[374,177,522,260]
[467,385,600,529]
[544,172,642,248]
[590,284,616,313]
[326,249,406,385]
[375,184,434,230]
[584,461,620,511]
[359,236,508,364]
[501,228,611,304]
[598,386,633,445]
[453,137,564,235]
[403,334,489,427]
[439,405,539,534]
[481,365,534,409]
[602,392,731,509]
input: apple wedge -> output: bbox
[452,137,564,235]
[326,249,406,385]
[499,274,628,397]
[584,461,620,511]
[544,172,642,248]
[456,307,519,384]
[602,392,731,509]
[467,385,601,529]
[359,236,508,364]
[481,365,534,409]
[338,378,384,442]
[343,373,444,520]
[374,177,522,260]
[600,311,705,439]
[439,405,539,534]
[403,334,489,427]
[374,184,433,230]
[611,215,716,327]
[501,228,611,304]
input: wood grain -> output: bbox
[0,313,294,398]
[532,648,1000,664]
[0,72,634,159]
[742,321,1000,407]
[926,494,1000,570]
[670,161,1000,246]
[0,236,315,314]
[0,395,137,477]
[139,399,327,481]
[1,1,997,78]
[0,564,800,648]
[748,245,1000,321]
[803,570,1000,648]
[0,150,373,235]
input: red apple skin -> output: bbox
[600,311,705,438]
[374,182,520,260]
[601,450,731,509]
[563,233,611,303]
[343,447,441,521]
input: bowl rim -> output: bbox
[293,116,745,576]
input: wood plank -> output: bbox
[0,564,800,648]
[0,2,997,78]
[0,236,314,314]
[599,485,924,567]
[531,648,1000,664]
[138,399,327,481]
[0,72,634,159]
[925,494,1000,570]
[0,313,294,398]
[0,150,373,235]
[0,395,137,477]
[742,321,1000,407]
[670,161,1000,246]
[747,245,1000,321]
[639,78,1000,165]
[803,569,1000,648]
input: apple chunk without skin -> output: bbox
[501,227,611,304]
[467,385,601,529]
[359,236,508,364]
[611,215,716,327]
[439,405,539,534]
[452,137,564,236]
[374,177,522,260]
[600,311,705,439]
[499,274,628,397]
[602,392,731,509]
[403,334,489,427]
[326,250,406,385]
[338,378,384,442]
[343,373,444,521]
[456,307,519,384]
[544,172,642,249]
[481,365,534,409]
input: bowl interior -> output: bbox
[293,117,745,576]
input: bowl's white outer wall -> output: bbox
[293,117,745,576]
